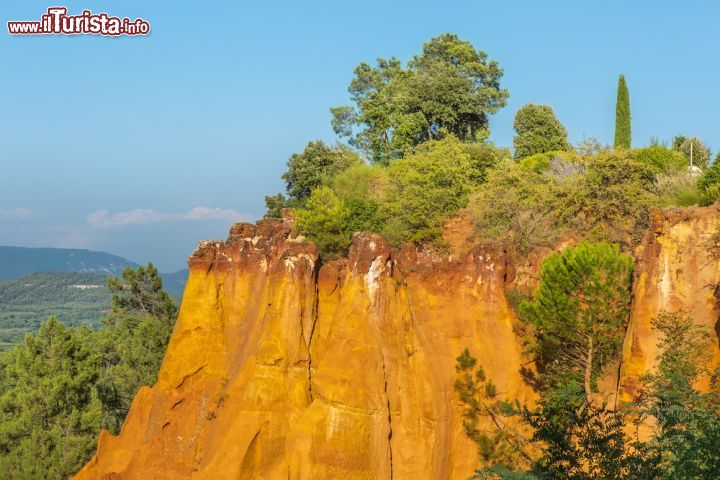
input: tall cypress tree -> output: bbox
[614,75,631,148]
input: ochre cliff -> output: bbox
[73,204,720,480]
[73,218,532,480]
[619,203,720,401]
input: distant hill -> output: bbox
[159,269,188,299]
[0,268,188,352]
[0,247,189,351]
[0,246,138,281]
[0,272,111,350]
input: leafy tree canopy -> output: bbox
[672,135,711,170]
[0,264,177,479]
[331,34,508,163]
[513,104,570,159]
[520,242,634,397]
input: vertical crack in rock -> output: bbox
[306,258,321,403]
[380,349,394,480]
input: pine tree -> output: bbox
[614,75,631,149]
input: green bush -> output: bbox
[698,155,720,205]
[381,136,475,245]
[632,146,687,175]
[470,151,657,254]
[264,141,359,216]
[294,186,351,258]
[329,163,388,236]
[656,172,701,207]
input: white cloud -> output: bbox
[0,208,41,221]
[86,207,251,228]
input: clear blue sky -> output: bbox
[1,1,718,271]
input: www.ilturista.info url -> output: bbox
[8,7,150,36]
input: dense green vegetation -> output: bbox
[265,35,714,260]
[614,75,631,149]
[513,104,570,159]
[0,264,176,479]
[456,245,720,479]
[330,33,508,164]
[0,270,186,350]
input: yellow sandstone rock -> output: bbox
[73,204,720,480]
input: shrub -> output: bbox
[656,172,701,207]
[469,159,567,254]
[632,146,687,175]
[329,163,388,235]
[294,186,351,258]
[462,142,511,184]
[470,151,657,254]
[571,151,656,244]
[264,141,359,216]
[381,136,475,245]
[698,155,720,205]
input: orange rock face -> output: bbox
[73,218,532,480]
[619,204,720,401]
[74,204,720,480]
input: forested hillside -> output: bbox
[0,272,111,350]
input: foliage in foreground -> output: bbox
[0,264,176,480]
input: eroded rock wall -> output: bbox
[619,204,720,401]
[73,218,531,480]
[74,203,720,480]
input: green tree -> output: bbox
[520,242,634,397]
[697,154,720,205]
[294,186,351,258]
[455,350,657,480]
[332,34,508,163]
[264,141,360,216]
[512,104,570,159]
[0,319,102,479]
[107,263,177,321]
[101,264,177,429]
[0,265,178,479]
[381,136,475,245]
[642,312,720,479]
[672,135,712,170]
[614,75,631,149]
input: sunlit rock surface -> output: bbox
[74,204,720,479]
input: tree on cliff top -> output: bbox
[331,34,508,163]
[614,75,631,149]
[264,141,360,217]
[673,135,712,170]
[513,104,570,159]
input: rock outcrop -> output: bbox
[73,204,720,480]
[74,218,532,480]
[619,204,720,401]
